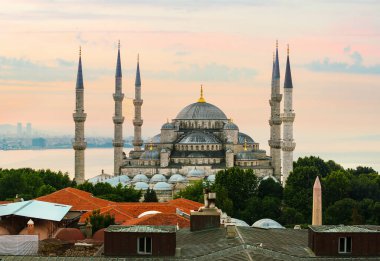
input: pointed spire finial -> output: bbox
[149,143,153,151]
[244,138,247,151]
[284,46,293,89]
[118,40,120,50]
[276,40,278,49]
[135,54,141,86]
[197,84,206,103]
[76,47,84,90]
[79,46,81,57]
[287,44,289,56]
[273,40,280,79]
[116,41,122,77]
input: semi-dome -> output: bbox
[134,182,149,190]
[161,122,175,130]
[252,218,284,229]
[150,174,167,183]
[179,132,219,144]
[238,132,254,144]
[140,150,159,160]
[151,134,161,143]
[188,167,205,177]
[176,102,227,120]
[224,121,239,130]
[132,173,149,183]
[168,174,187,183]
[153,182,172,191]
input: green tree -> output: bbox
[36,184,57,197]
[93,182,114,196]
[323,170,352,207]
[174,180,204,203]
[325,198,360,225]
[293,156,331,177]
[144,188,158,202]
[85,209,115,233]
[76,182,94,193]
[283,166,319,222]
[257,178,283,199]
[279,207,305,226]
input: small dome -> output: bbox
[176,102,227,120]
[188,167,205,177]
[252,218,285,229]
[224,121,239,130]
[236,151,256,160]
[132,174,149,183]
[150,174,167,183]
[105,175,131,187]
[261,175,279,183]
[207,174,216,183]
[134,182,149,190]
[238,132,254,144]
[161,122,175,130]
[153,182,172,191]
[230,218,250,227]
[179,132,219,144]
[140,150,159,160]
[168,174,187,184]
[138,210,162,218]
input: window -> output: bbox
[338,237,352,254]
[138,237,152,254]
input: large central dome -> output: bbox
[176,102,227,120]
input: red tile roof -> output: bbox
[0,201,11,205]
[79,205,134,224]
[122,213,190,228]
[36,187,113,211]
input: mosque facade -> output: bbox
[73,42,295,192]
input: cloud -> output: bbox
[146,63,256,82]
[305,48,380,75]
[0,56,111,82]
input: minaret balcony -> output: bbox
[133,119,143,126]
[73,113,87,122]
[271,94,282,103]
[113,116,125,124]
[268,140,282,149]
[113,93,124,101]
[281,113,295,122]
[268,117,282,125]
[72,139,87,150]
[282,141,296,151]
[113,140,125,147]
[133,100,143,106]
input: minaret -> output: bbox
[281,45,296,184]
[133,55,143,151]
[268,41,282,181]
[72,47,87,185]
[312,176,322,225]
[113,41,125,175]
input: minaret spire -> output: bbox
[113,41,125,175]
[133,54,143,152]
[281,44,296,184]
[268,40,282,182]
[72,46,87,184]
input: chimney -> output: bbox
[85,222,93,238]
[27,219,34,235]
[190,189,221,232]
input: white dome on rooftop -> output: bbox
[168,174,187,184]
[138,210,162,218]
[252,218,284,229]
[150,174,167,183]
[134,182,149,190]
[153,182,172,191]
[188,167,205,177]
[132,173,149,183]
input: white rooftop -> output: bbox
[0,200,71,222]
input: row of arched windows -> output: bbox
[175,144,222,151]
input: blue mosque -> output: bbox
[73,41,295,198]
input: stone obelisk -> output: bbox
[312,176,322,225]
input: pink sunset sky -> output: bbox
[1,0,379,171]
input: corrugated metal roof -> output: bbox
[105,225,176,233]
[310,225,379,233]
[0,200,71,222]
